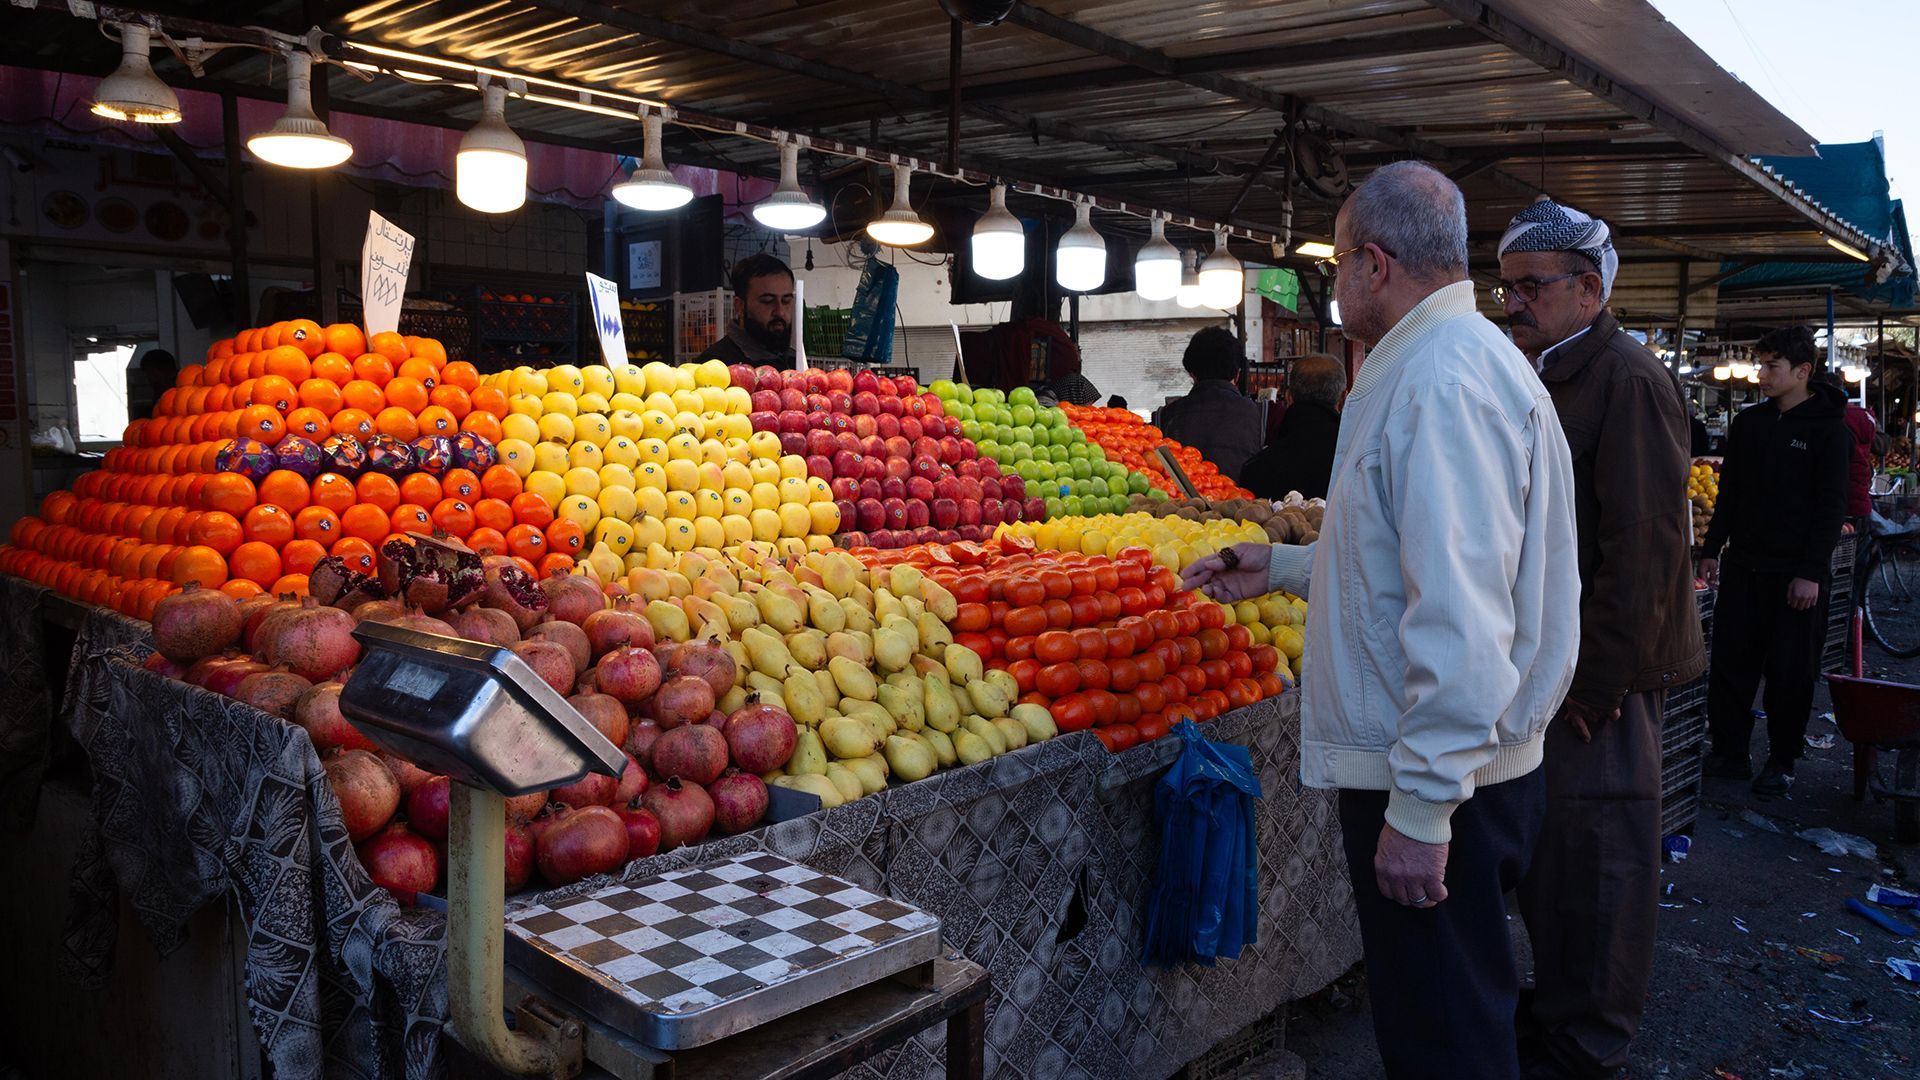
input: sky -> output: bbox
[1649,0,1919,252]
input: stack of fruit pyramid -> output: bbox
[1688,459,1718,548]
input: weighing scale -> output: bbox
[339,622,943,1079]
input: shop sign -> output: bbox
[586,272,626,366]
[359,211,415,338]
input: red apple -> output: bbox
[981,477,1002,502]
[829,413,854,435]
[883,436,913,460]
[957,523,983,541]
[912,436,940,461]
[778,409,809,433]
[755,366,784,393]
[833,431,861,455]
[839,529,868,548]
[1023,497,1047,520]
[751,389,782,413]
[834,500,858,531]
[852,391,880,416]
[827,390,853,414]
[749,410,780,433]
[853,370,879,396]
[896,375,919,396]
[938,437,964,465]
[729,363,757,390]
[826,368,854,393]
[905,500,931,529]
[804,429,834,457]
[1002,499,1024,522]
[899,416,923,442]
[779,431,808,457]
[934,476,961,501]
[781,370,808,394]
[882,497,908,531]
[879,476,907,501]
[876,413,901,440]
[906,395,929,418]
[806,454,832,480]
[878,395,904,418]
[804,369,829,394]
[852,414,878,439]
[780,387,807,411]
[875,375,897,396]
[858,478,883,502]
[830,476,860,501]
[911,456,942,483]
[831,450,863,479]
[855,498,885,532]
[1002,475,1026,500]
[906,476,935,502]
[860,434,886,458]
[980,498,1004,527]
[860,457,886,482]
[883,456,913,482]
[805,392,831,414]
[931,498,959,529]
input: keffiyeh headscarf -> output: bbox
[1497,196,1619,302]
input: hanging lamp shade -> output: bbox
[1055,201,1106,292]
[1134,214,1181,301]
[247,52,353,169]
[752,139,826,231]
[611,110,693,212]
[1199,227,1244,309]
[90,24,181,124]
[1176,250,1204,309]
[866,163,934,246]
[456,82,527,214]
[971,184,1025,280]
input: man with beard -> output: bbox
[696,253,797,368]
[1496,196,1704,1080]
[1181,161,1579,1080]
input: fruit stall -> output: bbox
[0,326,1358,1079]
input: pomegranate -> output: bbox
[377,533,486,613]
[483,562,549,630]
[234,668,313,718]
[142,652,187,680]
[503,821,535,892]
[700,710,728,729]
[390,608,459,637]
[527,619,591,674]
[582,608,654,658]
[257,597,361,681]
[723,703,798,773]
[650,724,729,786]
[243,596,303,652]
[567,692,630,748]
[535,804,629,885]
[380,751,435,799]
[505,790,548,823]
[308,555,384,610]
[707,770,769,835]
[350,598,409,625]
[642,776,714,851]
[551,768,618,809]
[527,802,570,845]
[150,585,245,663]
[293,682,376,753]
[612,752,649,805]
[650,675,715,730]
[235,591,280,633]
[407,774,451,842]
[615,799,662,860]
[204,658,269,698]
[512,639,575,696]
[594,646,662,707]
[669,641,737,698]
[325,749,401,842]
[574,668,599,695]
[184,650,243,687]
[542,574,607,626]
[449,606,520,647]
[623,720,663,770]
[357,823,439,904]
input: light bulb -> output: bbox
[1293,240,1337,260]
[456,83,526,214]
[1175,251,1204,309]
[90,25,181,124]
[611,110,693,212]
[1055,201,1106,292]
[1712,364,1732,380]
[1200,227,1244,309]
[1135,215,1181,301]
[752,139,826,232]
[247,52,353,169]
[866,163,933,246]
[971,184,1024,280]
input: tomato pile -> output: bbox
[1058,404,1252,500]
[855,536,1289,751]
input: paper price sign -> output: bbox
[586,272,627,367]
[360,211,416,339]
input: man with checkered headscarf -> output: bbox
[1498,198,1703,1080]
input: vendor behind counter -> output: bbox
[1154,327,1266,480]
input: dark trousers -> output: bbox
[1706,560,1827,767]
[1517,690,1664,1077]
[1339,770,1547,1080]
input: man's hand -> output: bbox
[1787,577,1820,611]
[1375,824,1448,909]
[1557,696,1620,744]
[1698,556,1719,587]
[1179,543,1273,603]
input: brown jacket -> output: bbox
[1538,312,1706,709]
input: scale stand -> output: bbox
[340,621,944,1079]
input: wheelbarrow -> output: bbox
[1825,673,1920,843]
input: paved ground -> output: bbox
[1267,622,1920,1080]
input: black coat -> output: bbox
[1700,381,1852,581]
[1238,401,1341,501]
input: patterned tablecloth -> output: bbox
[13,580,1359,1080]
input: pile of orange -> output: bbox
[0,319,571,622]
[1057,404,1252,500]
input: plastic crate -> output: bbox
[620,299,672,363]
[1661,707,1706,756]
[1662,787,1700,836]
[1664,680,1708,725]
[1662,742,1704,800]
[803,305,851,359]
[674,288,730,363]
[1181,1006,1286,1080]
[336,302,474,362]
[474,292,577,344]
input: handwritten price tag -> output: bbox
[360,211,416,339]
[585,272,626,367]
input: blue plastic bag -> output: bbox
[1141,720,1262,966]
[841,244,898,362]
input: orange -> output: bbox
[311,352,354,385]
[251,375,298,413]
[238,404,286,446]
[390,503,433,535]
[293,506,341,544]
[470,386,508,416]
[170,545,229,588]
[339,503,391,544]
[472,498,514,533]
[263,321,289,350]
[399,472,444,508]
[263,345,312,383]
[284,319,325,359]
[354,473,401,513]
[297,378,343,414]
[544,519,586,556]
[459,411,502,444]
[537,553,575,579]
[427,384,471,419]
[242,504,296,546]
[340,379,385,413]
[383,376,429,414]
[330,536,377,574]
[480,465,522,501]
[369,331,410,365]
[330,408,375,441]
[203,474,258,517]
[510,492,553,528]
[324,323,366,360]
[219,578,264,600]
[188,511,245,555]
[440,468,481,501]
[431,498,475,537]
[257,470,312,513]
[285,407,331,441]
[282,539,326,575]
[230,541,283,586]
[309,472,357,513]
[374,407,419,442]
[465,527,507,556]
[505,523,547,561]
[397,358,439,389]
[440,361,480,392]
[352,353,395,387]
[268,573,310,597]
[415,405,458,437]
[406,337,446,366]
[232,377,256,406]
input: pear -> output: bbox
[873,626,915,673]
[953,729,994,766]
[826,631,874,665]
[628,568,673,602]
[819,552,862,599]
[950,683,974,717]
[990,717,1028,751]
[803,586,846,633]
[921,728,958,768]
[877,681,925,732]
[743,626,800,679]
[820,715,880,759]
[964,716,1007,755]
[720,639,751,682]
[923,673,959,733]
[716,592,761,633]
[1012,703,1058,743]
[902,595,926,622]
[679,551,709,577]
[828,655,879,701]
[889,564,924,600]
[664,571,692,598]
[969,678,1011,720]
[754,587,805,634]
[851,580,874,608]
[785,629,827,671]
[584,543,624,584]
[916,612,953,657]
[773,773,842,808]
[745,670,785,697]
[643,542,675,571]
[783,672,827,726]
[718,685,750,714]
[644,599,691,643]
[919,577,958,621]
[842,700,896,740]
[760,767,786,782]
[838,597,876,633]
[794,563,825,589]
[944,643,984,686]
[984,668,1019,702]
[874,588,907,623]
[911,655,947,678]
[824,764,865,803]
[788,729,828,776]
[683,595,731,639]
[843,755,889,794]
[884,735,937,782]
[813,667,841,711]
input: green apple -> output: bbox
[1009,386,1037,407]
[1086,477,1110,498]
[1010,403,1035,427]
[1062,495,1084,517]
[931,379,957,400]
[1010,443,1032,462]
[948,401,973,422]
[1044,496,1064,519]
[1128,472,1150,495]
[1069,427,1087,444]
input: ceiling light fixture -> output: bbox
[866,163,934,246]
[456,81,526,214]
[752,137,826,232]
[611,108,693,212]
[970,183,1025,280]
[1134,214,1182,301]
[1826,235,1871,261]
[1200,227,1244,309]
[1293,240,1337,260]
[1712,364,1732,380]
[1176,250,1204,309]
[247,52,353,168]
[1055,201,1106,292]
[90,24,181,124]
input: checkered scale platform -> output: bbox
[504,853,941,1047]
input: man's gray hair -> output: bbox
[1290,353,1346,409]
[1344,161,1468,280]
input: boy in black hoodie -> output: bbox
[1699,326,1851,796]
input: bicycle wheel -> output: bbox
[1864,544,1920,657]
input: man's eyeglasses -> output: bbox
[1315,244,1396,273]
[1491,273,1577,306]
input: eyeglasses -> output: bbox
[1315,243,1396,273]
[1491,273,1578,306]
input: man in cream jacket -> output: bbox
[1183,161,1580,1080]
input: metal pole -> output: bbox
[447,784,556,1074]
[946,19,962,174]
[1826,289,1837,372]
[221,92,252,330]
